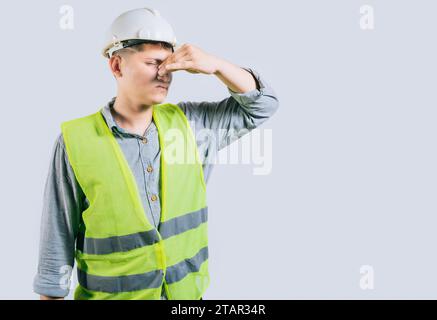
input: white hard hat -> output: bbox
[102,7,177,58]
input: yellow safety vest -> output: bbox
[60,103,209,300]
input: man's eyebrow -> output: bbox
[144,58,164,63]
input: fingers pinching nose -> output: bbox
[158,64,170,76]
[157,65,163,76]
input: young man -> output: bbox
[34,7,279,300]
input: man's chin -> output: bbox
[152,94,168,104]
[151,99,166,105]
[141,95,167,106]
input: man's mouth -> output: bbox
[156,84,168,90]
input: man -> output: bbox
[34,7,279,300]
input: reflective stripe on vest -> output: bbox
[76,246,208,293]
[76,206,208,255]
[61,103,209,300]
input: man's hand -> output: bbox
[159,43,257,94]
[158,44,220,76]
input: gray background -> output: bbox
[1,0,436,299]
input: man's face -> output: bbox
[111,43,173,106]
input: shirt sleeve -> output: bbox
[177,66,279,151]
[33,133,85,298]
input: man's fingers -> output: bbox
[158,55,192,75]
[165,60,194,72]
[159,45,189,69]
[161,52,189,69]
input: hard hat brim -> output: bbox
[104,39,175,58]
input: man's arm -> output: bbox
[213,58,258,94]
[177,66,279,153]
[33,134,85,300]
[160,44,279,153]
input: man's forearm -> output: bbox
[33,134,83,300]
[213,58,258,94]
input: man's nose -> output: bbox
[157,68,168,77]
[157,70,171,82]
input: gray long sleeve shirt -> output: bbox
[33,67,279,298]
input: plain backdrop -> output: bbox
[1,0,437,299]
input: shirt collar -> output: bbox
[100,97,157,137]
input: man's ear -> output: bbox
[109,55,123,78]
